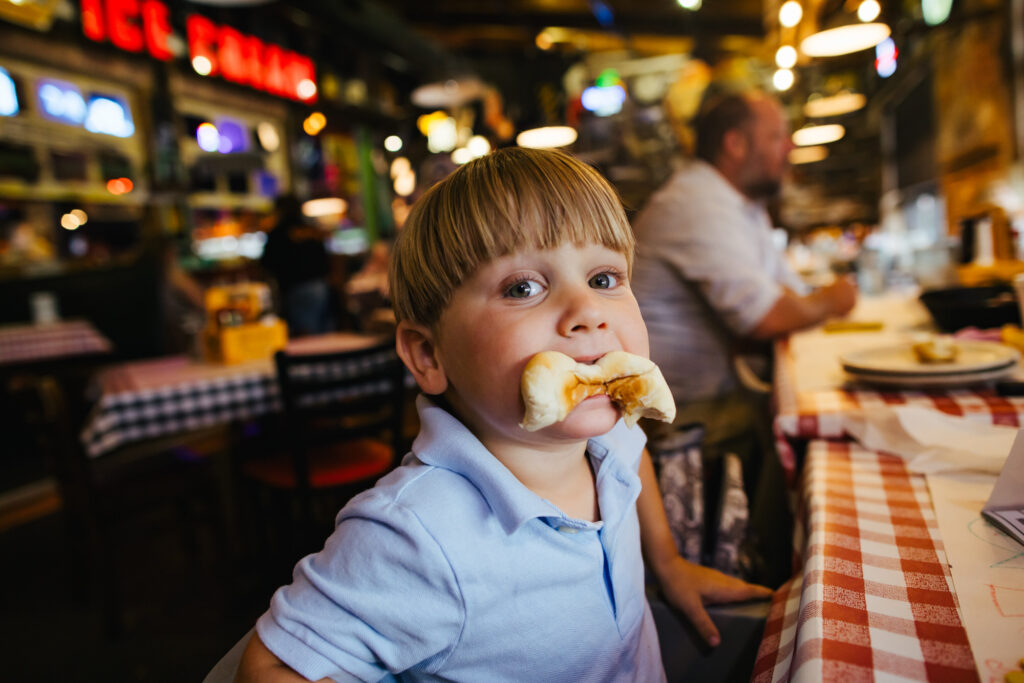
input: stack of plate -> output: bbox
[839,341,1020,387]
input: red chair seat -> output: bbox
[242,438,393,489]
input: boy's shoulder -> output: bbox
[339,456,499,536]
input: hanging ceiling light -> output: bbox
[801,21,890,57]
[803,91,867,117]
[789,145,829,164]
[516,126,578,149]
[411,77,487,109]
[792,123,845,146]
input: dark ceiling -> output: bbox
[375,0,766,44]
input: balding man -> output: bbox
[633,90,856,586]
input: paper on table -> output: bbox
[982,430,1024,546]
[843,404,1017,474]
[926,473,1024,681]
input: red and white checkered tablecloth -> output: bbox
[772,334,1024,481]
[0,319,112,367]
[752,440,979,683]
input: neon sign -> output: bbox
[80,0,317,103]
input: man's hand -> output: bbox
[750,276,859,339]
[654,555,774,647]
[819,276,857,318]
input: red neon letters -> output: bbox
[81,0,317,102]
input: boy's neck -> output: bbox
[433,394,601,522]
[484,437,600,523]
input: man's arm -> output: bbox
[234,632,337,683]
[748,277,857,340]
[636,449,773,646]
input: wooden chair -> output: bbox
[240,341,406,561]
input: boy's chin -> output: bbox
[546,399,621,439]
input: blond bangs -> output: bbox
[390,148,634,328]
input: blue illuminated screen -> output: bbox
[85,93,135,138]
[36,78,86,125]
[0,67,18,117]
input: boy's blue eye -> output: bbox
[505,279,542,298]
[589,272,618,289]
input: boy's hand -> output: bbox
[655,555,773,647]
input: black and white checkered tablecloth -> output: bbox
[81,370,280,458]
[81,348,400,458]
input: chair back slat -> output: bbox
[272,340,406,494]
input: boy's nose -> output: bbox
[556,286,608,336]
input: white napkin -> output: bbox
[843,405,1018,474]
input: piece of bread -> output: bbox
[911,336,959,364]
[520,350,676,431]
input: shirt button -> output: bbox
[557,526,579,534]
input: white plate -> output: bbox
[840,340,1020,376]
[843,364,1017,387]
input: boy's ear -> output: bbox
[395,320,449,395]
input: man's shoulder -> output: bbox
[636,162,734,232]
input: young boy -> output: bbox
[235,148,769,682]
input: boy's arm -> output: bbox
[234,632,339,683]
[636,448,773,647]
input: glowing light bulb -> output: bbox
[191,56,212,76]
[775,45,797,69]
[390,156,411,179]
[857,0,881,21]
[196,122,220,152]
[451,148,473,165]
[60,213,81,230]
[773,68,795,91]
[779,1,803,27]
[296,79,317,101]
[467,135,491,158]
[257,122,280,152]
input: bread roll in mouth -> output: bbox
[519,350,676,431]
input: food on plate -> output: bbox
[911,335,959,364]
[520,350,676,431]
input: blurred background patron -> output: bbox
[632,90,857,585]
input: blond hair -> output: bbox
[389,147,634,328]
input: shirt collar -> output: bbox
[407,395,640,535]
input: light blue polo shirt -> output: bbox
[256,395,666,682]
